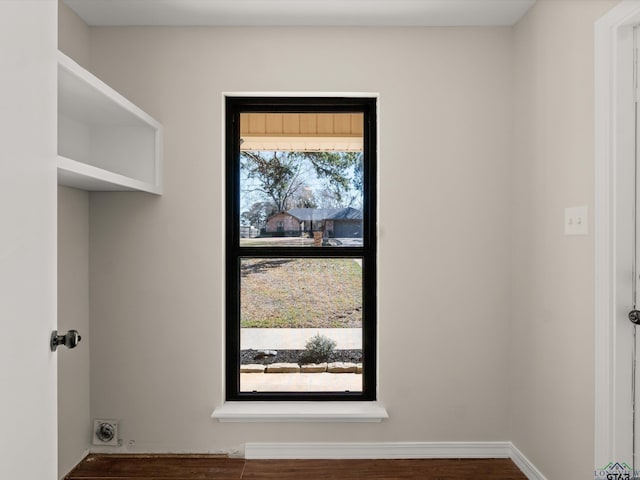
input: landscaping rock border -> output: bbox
[240,361,362,374]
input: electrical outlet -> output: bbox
[565,205,588,236]
[93,419,119,446]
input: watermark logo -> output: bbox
[595,462,634,479]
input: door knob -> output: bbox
[629,310,640,325]
[50,330,82,352]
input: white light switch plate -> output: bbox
[565,205,588,235]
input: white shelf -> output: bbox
[57,156,161,193]
[57,51,162,193]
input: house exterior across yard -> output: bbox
[264,207,362,238]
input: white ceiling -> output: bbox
[63,0,536,27]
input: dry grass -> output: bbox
[240,258,362,328]
[240,237,314,247]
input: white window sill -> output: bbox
[211,401,388,423]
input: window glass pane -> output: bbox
[239,257,363,393]
[239,113,363,247]
[227,97,376,401]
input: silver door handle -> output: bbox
[50,330,82,351]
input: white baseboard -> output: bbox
[244,441,547,480]
[245,441,512,459]
[59,448,91,480]
[509,443,547,480]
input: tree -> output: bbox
[241,151,363,213]
[317,186,361,209]
[292,186,318,209]
[290,151,363,206]
[240,201,271,229]
[240,151,306,213]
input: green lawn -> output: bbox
[240,258,362,328]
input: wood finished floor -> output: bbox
[64,454,528,480]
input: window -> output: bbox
[225,96,377,401]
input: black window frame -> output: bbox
[225,96,377,401]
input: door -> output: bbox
[634,26,640,476]
[0,1,58,478]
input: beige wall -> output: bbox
[87,26,513,453]
[58,0,89,68]
[58,3,91,478]
[57,186,90,478]
[510,1,617,478]
[55,2,622,475]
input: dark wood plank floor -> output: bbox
[65,454,528,480]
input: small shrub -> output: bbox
[298,333,336,365]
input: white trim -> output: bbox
[510,443,548,480]
[59,448,91,480]
[211,401,388,423]
[595,1,640,470]
[62,0,536,28]
[245,441,511,460]
[222,91,379,99]
[244,441,546,479]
